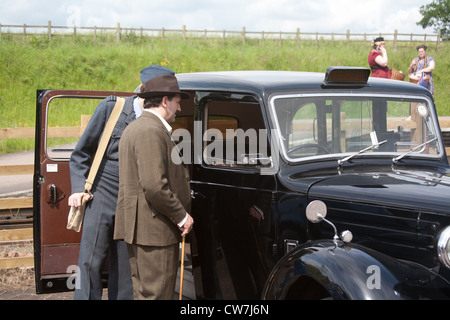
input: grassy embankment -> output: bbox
[0,35,448,154]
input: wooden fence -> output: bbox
[0,227,34,269]
[0,115,91,208]
[0,21,443,48]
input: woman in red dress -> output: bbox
[368,37,391,78]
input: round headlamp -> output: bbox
[437,225,450,269]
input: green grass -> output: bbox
[0,35,448,154]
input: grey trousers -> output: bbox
[74,169,133,300]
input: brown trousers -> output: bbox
[126,243,178,300]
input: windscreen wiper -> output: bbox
[392,137,437,164]
[338,131,386,166]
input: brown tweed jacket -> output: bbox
[114,111,191,246]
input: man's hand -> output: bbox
[179,214,194,237]
[68,192,92,209]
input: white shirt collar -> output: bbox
[145,109,172,133]
[133,97,143,118]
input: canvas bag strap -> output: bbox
[84,97,126,192]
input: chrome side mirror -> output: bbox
[306,200,353,243]
[306,200,327,223]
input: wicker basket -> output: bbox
[390,69,405,81]
[408,73,430,85]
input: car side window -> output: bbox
[46,97,99,160]
[203,99,269,168]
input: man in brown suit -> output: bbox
[114,75,194,299]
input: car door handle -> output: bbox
[46,184,66,204]
[47,184,57,204]
[191,190,205,199]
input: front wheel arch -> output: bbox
[262,240,450,300]
[282,275,331,300]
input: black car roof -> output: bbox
[176,70,433,98]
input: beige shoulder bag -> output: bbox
[67,97,126,232]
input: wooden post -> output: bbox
[81,115,91,134]
[47,20,51,41]
[94,26,97,43]
[394,29,398,51]
[242,27,246,44]
[23,24,26,40]
[116,23,121,43]
[296,28,300,45]
[437,30,441,49]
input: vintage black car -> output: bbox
[34,67,450,299]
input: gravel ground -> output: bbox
[0,266,77,300]
[0,241,77,300]
[0,241,33,288]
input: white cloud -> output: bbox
[0,0,435,34]
[381,7,425,33]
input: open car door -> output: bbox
[33,89,134,293]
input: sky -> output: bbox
[0,0,436,35]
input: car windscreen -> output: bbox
[270,94,442,162]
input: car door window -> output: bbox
[46,97,99,160]
[203,99,269,168]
